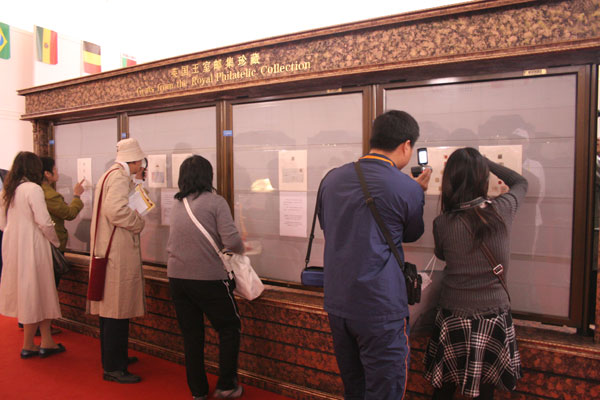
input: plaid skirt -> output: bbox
[423,308,522,398]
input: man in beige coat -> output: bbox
[87,138,146,384]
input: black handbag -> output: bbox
[354,161,422,305]
[51,244,70,277]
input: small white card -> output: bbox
[171,153,192,188]
[279,191,307,237]
[160,188,178,225]
[278,150,307,192]
[147,154,167,188]
[77,158,93,188]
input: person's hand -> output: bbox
[414,166,432,192]
[73,179,85,196]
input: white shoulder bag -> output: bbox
[183,197,264,301]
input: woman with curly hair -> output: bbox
[0,152,65,358]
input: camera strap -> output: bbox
[353,161,409,275]
[458,215,511,302]
[451,196,491,212]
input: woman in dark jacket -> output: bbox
[167,155,244,400]
[424,147,527,400]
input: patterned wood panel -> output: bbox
[56,261,600,400]
[21,0,600,119]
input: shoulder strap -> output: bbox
[183,197,222,256]
[457,214,511,302]
[353,161,407,274]
[305,168,336,268]
[91,168,119,258]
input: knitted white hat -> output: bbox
[115,138,145,163]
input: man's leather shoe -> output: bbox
[39,343,65,358]
[20,348,40,359]
[127,356,138,365]
[103,369,141,384]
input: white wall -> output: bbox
[0,26,34,169]
[0,25,131,169]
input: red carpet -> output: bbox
[0,315,293,400]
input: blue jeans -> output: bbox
[328,314,410,400]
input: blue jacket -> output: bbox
[318,154,425,321]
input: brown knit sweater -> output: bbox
[433,160,528,315]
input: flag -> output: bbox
[82,41,101,73]
[0,22,10,60]
[35,26,58,64]
[121,53,136,67]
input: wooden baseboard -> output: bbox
[54,317,342,400]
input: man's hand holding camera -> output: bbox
[410,147,432,192]
[414,166,432,192]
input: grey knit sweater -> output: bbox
[167,191,244,281]
[433,160,528,315]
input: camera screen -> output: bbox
[418,148,428,165]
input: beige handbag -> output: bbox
[183,197,264,301]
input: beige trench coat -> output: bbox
[86,164,146,319]
[0,182,61,324]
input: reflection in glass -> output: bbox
[386,74,577,318]
[233,93,363,282]
[55,119,118,252]
[130,107,217,264]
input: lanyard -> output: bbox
[359,154,395,167]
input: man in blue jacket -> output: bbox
[318,110,431,399]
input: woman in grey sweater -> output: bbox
[424,147,527,400]
[167,155,244,400]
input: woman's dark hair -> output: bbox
[174,155,214,200]
[441,147,506,247]
[369,110,420,151]
[40,156,56,179]
[2,152,44,213]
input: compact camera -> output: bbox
[411,148,429,177]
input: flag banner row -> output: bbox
[83,40,101,73]
[121,53,137,67]
[36,25,58,64]
[0,23,136,70]
[0,22,10,60]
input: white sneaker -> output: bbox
[213,384,243,399]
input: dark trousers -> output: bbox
[328,314,410,400]
[169,278,241,398]
[99,317,130,372]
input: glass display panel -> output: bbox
[233,93,363,282]
[54,119,118,252]
[385,74,577,318]
[130,107,217,264]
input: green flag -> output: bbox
[0,22,10,60]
